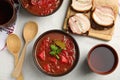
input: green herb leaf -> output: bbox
[49,43,63,60]
[50,45,58,51]
[50,51,60,59]
[56,49,62,54]
[50,51,56,55]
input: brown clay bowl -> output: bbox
[87,44,119,75]
[19,0,63,16]
[33,30,79,76]
[0,0,16,27]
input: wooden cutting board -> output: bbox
[63,0,118,41]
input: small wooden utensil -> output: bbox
[12,21,38,78]
[6,34,24,80]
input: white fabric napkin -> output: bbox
[0,26,14,51]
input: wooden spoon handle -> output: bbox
[12,42,28,78]
[17,75,24,80]
[14,55,24,80]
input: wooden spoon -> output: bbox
[12,21,38,78]
[6,34,24,80]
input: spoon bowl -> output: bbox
[23,21,38,42]
[7,34,21,55]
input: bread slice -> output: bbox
[90,17,114,30]
[92,6,115,27]
[68,13,90,34]
[71,0,92,12]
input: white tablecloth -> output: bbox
[0,1,120,80]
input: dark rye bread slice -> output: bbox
[71,0,92,12]
[91,6,115,30]
[90,16,114,30]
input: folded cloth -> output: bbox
[0,1,19,51]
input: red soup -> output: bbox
[20,0,63,16]
[33,30,79,76]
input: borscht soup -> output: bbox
[20,0,63,16]
[33,30,79,76]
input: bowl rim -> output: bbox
[19,0,63,16]
[87,44,119,75]
[32,29,80,76]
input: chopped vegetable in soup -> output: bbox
[35,32,76,75]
